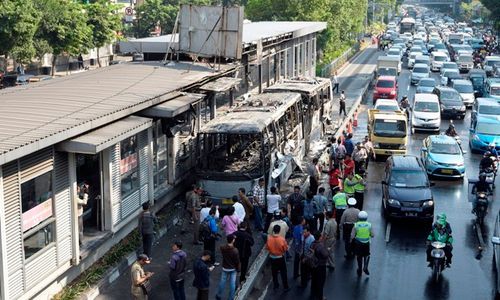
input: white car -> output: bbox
[451,79,475,107]
[411,93,441,133]
[431,51,449,71]
[440,70,460,86]
[408,52,421,69]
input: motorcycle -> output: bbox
[473,191,489,226]
[480,164,497,189]
[429,241,447,282]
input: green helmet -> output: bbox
[437,213,447,225]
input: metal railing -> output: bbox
[320,42,361,78]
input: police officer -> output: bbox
[351,211,374,276]
[332,189,347,237]
[340,198,359,259]
[343,172,356,199]
[353,171,366,210]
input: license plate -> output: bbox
[441,169,453,174]
[406,212,417,217]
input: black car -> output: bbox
[467,69,486,97]
[382,155,434,221]
[432,86,466,119]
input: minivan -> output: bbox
[472,97,500,124]
[469,115,500,153]
[431,51,449,71]
[382,155,434,221]
[411,93,441,133]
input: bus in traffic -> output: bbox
[400,17,416,34]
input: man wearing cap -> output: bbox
[268,210,289,239]
[131,254,154,300]
[353,170,367,210]
[321,211,337,271]
[340,198,360,259]
[332,189,347,237]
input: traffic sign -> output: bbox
[125,7,134,16]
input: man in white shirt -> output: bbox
[232,195,246,223]
[200,200,219,222]
[265,186,281,231]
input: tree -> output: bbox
[135,0,178,38]
[87,0,122,67]
[0,0,40,65]
[34,0,93,75]
[480,0,500,31]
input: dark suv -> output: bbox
[432,86,466,119]
[382,155,434,221]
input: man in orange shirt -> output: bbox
[266,224,289,290]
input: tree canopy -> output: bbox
[480,0,500,30]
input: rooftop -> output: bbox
[0,61,235,165]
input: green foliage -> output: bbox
[87,0,122,50]
[479,0,499,30]
[0,0,40,64]
[53,230,141,300]
[34,0,92,59]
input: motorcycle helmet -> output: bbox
[484,151,492,157]
[489,142,496,148]
[358,211,368,220]
[347,198,357,206]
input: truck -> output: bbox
[376,56,400,77]
[367,109,408,156]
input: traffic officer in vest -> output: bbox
[343,172,356,199]
[332,188,347,238]
[340,198,359,259]
[351,211,374,276]
[353,170,367,210]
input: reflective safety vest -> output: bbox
[333,192,347,209]
[354,174,365,192]
[354,221,372,243]
[343,178,356,194]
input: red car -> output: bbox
[373,75,398,104]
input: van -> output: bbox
[430,51,448,71]
[472,98,500,124]
[381,155,434,221]
[485,78,500,101]
[411,93,441,133]
[484,56,500,76]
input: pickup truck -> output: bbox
[376,56,400,77]
[367,109,408,156]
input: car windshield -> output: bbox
[454,84,473,93]
[389,170,428,188]
[377,105,400,111]
[434,55,447,61]
[478,105,500,115]
[414,101,439,112]
[444,71,459,77]
[487,60,500,66]
[470,77,484,85]
[476,122,500,135]
[443,63,457,69]
[377,80,395,88]
[440,91,462,104]
[419,79,435,87]
[459,55,473,62]
[430,141,461,154]
[416,59,429,65]
[373,119,406,137]
[414,67,429,73]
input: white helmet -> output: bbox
[348,198,357,206]
[358,211,368,220]
[490,142,496,148]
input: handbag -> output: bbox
[140,279,152,295]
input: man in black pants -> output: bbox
[233,222,255,283]
[311,231,329,300]
[339,91,347,116]
[266,225,289,290]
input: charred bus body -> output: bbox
[196,92,304,208]
[264,77,333,154]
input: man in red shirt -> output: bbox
[328,164,342,196]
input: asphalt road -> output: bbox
[266,53,498,300]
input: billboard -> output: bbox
[178,5,243,59]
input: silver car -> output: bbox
[416,78,437,94]
[411,64,430,85]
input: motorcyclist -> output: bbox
[445,121,458,137]
[471,173,493,212]
[488,143,499,158]
[479,151,496,172]
[400,96,410,109]
[426,214,453,267]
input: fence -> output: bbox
[320,42,361,78]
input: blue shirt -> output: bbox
[300,234,315,255]
[345,138,354,155]
[293,224,303,252]
[302,199,315,220]
[207,215,218,234]
[313,194,327,214]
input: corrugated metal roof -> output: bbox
[139,93,205,118]
[56,116,153,154]
[0,62,235,165]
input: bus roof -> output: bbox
[201,92,302,134]
[264,77,330,96]
[401,17,416,24]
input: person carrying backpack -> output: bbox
[201,207,219,264]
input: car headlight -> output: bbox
[456,161,464,166]
[390,90,396,95]
[423,200,434,207]
[428,157,439,165]
[399,145,406,150]
[387,198,401,206]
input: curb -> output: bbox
[234,55,375,300]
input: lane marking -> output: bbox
[385,221,392,243]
